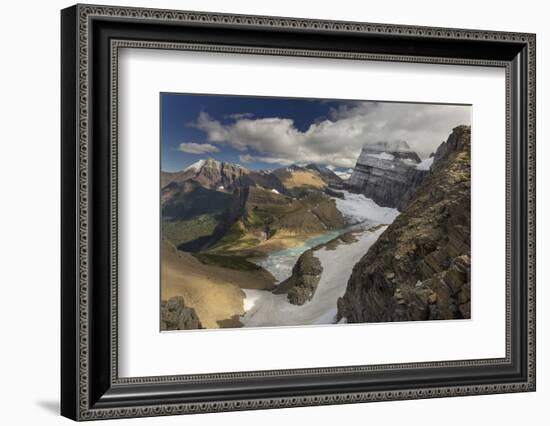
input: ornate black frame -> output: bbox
[61,4,536,421]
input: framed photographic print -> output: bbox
[61,4,536,421]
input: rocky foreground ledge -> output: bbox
[272,232,361,306]
[161,296,203,330]
[338,125,471,323]
[272,250,323,305]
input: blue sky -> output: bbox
[161,93,351,172]
[160,93,471,172]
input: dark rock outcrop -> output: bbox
[161,296,203,330]
[347,141,429,210]
[337,125,471,323]
[273,250,323,305]
[324,187,345,199]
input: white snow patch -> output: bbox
[366,152,395,161]
[334,170,352,180]
[334,191,400,225]
[416,157,434,171]
[242,227,387,327]
[184,159,205,173]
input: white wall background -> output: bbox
[0,0,546,424]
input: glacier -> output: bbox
[241,191,399,327]
[242,227,387,327]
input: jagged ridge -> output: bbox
[338,125,471,323]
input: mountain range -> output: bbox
[161,159,346,254]
[161,139,441,255]
[162,159,343,196]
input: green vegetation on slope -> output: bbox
[161,214,218,247]
[192,253,262,271]
[202,187,346,253]
[208,221,262,252]
[161,182,231,220]
[211,221,246,246]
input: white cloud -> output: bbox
[239,154,294,165]
[177,142,219,154]
[194,103,471,167]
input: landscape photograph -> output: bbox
[159,93,472,331]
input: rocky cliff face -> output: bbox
[187,158,252,192]
[273,250,323,305]
[347,141,429,210]
[337,126,471,323]
[161,296,203,330]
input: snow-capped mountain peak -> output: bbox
[184,159,206,173]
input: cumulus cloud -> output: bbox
[177,142,219,154]
[239,154,294,165]
[193,103,471,167]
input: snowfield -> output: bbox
[334,190,400,225]
[242,227,387,327]
[334,168,354,180]
[366,152,395,161]
[416,157,434,171]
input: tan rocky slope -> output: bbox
[337,125,471,323]
[161,241,275,329]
